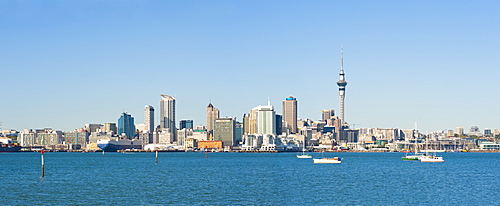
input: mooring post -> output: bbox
[41,150,45,177]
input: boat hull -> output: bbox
[0,145,21,152]
[97,139,142,152]
[313,158,342,164]
[419,156,444,162]
[297,154,313,159]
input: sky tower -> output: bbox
[336,48,347,125]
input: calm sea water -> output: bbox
[1,152,499,205]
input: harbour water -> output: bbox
[1,152,499,205]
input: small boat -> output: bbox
[313,157,342,164]
[297,154,313,158]
[296,141,312,158]
[419,136,444,163]
[419,155,444,163]
[402,153,424,161]
[313,151,342,164]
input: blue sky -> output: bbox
[1,1,499,133]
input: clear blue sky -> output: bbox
[1,1,499,133]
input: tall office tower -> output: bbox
[283,96,298,134]
[118,112,136,138]
[206,103,220,134]
[275,114,282,135]
[144,105,155,133]
[456,127,464,136]
[242,113,251,134]
[213,117,236,147]
[336,49,348,125]
[256,102,276,135]
[160,94,176,140]
[179,120,194,129]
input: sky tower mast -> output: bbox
[336,48,347,126]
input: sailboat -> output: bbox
[402,122,424,161]
[296,141,312,158]
[402,140,424,161]
[313,150,342,164]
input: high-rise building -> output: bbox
[118,112,136,138]
[102,123,117,134]
[275,114,282,135]
[322,109,335,122]
[206,103,220,134]
[336,48,348,125]
[256,103,276,135]
[144,105,155,133]
[283,96,298,134]
[213,117,236,147]
[179,120,194,129]
[160,94,176,140]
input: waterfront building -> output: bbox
[282,96,298,134]
[102,123,117,134]
[198,140,223,150]
[179,119,194,130]
[18,129,36,147]
[206,103,219,134]
[64,130,89,149]
[213,117,236,147]
[256,102,276,135]
[144,105,155,133]
[118,112,136,138]
[36,129,63,146]
[160,94,176,140]
[177,128,188,146]
[456,127,464,136]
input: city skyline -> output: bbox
[1,1,499,133]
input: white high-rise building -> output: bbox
[256,101,276,135]
[160,94,176,140]
[144,105,154,133]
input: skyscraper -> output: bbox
[256,102,276,135]
[206,103,220,134]
[118,112,136,138]
[336,49,348,125]
[283,96,297,134]
[144,105,154,133]
[213,117,236,147]
[160,94,176,140]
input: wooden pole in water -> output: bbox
[205,146,208,158]
[155,150,158,164]
[41,150,45,177]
